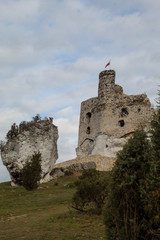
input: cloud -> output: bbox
[0,165,10,183]
[54,116,79,137]
[0,0,160,182]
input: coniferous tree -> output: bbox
[150,88,160,236]
[151,88,160,173]
[22,152,42,191]
[104,130,159,240]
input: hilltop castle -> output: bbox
[1,69,155,183]
[76,70,153,159]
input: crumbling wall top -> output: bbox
[99,70,115,79]
[98,69,116,99]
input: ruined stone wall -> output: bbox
[76,70,153,158]
[1,119,58,186]
[54,155,115,172]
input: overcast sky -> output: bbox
[0,0,160,183]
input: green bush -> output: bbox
[71,169,110,214]
[6,123,19,140]
[151,108,160,176]
[22,152,42,191]
[104,130,160,240]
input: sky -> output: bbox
[0,0,160,183]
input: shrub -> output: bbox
[151,108,160,175]
[71,169,110,214]
[4,115,54,142]
[22,151,42,191]
[32,114,41,122]
[104,130,160,240]
[6,123,19,140]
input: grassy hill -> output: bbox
[0,175,105,240]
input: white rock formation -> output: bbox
[1,119,58,186]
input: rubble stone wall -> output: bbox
[76,70,153,158]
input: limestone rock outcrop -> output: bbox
[1,118,58,186]
[76,70,153,160]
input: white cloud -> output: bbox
[0,0,40,22]
[54,115,79,137]
[55,107,74,117]
[0,165,10,183]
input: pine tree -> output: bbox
[22,152,42,191]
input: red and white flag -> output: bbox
[105,60,111,68]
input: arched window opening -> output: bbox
[138,108,141,112]
[119,120,125,127]
[86,127,90,134]
[86,112,92,123]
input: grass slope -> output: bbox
[0,175,105,240]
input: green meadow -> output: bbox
[0,175,105,240]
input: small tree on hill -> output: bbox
[104,130,159,240]
[22,151,42,191]
[32,114,41,122]
[72,169,109,214]
[6,123,19,140]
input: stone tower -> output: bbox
[76,70,153,158]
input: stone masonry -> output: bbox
[76,70,153,159]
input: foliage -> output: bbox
[5,115,53,141]
[6,123,19,140]
[150,94,160,236]
[155,87,160,107]
[151,87,160,173]
[71,169,110,214]
[22,151,42,191]
[104,130,160,240]
[32,114,41,122]
[151,109,160,176]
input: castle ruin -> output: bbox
[76,70,153,159]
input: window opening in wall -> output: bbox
[86,112,92,123]
[106,144,108,148]
[138,108,141,112]
[86,127,90,134]
[121,108,129,117]
[119,120,125,127]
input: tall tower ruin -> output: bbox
[76,70,153,158]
